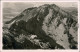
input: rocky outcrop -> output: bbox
[3,4,78,49]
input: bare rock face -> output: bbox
[3,4,78,49]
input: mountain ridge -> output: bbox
[3,4,78,49]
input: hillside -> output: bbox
[3,4,78,49]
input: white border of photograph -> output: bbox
[0,0,80,52]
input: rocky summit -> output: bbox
[3,4,78,49]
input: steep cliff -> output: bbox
[3,4,78,49]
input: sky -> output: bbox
[3,2,78,9]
